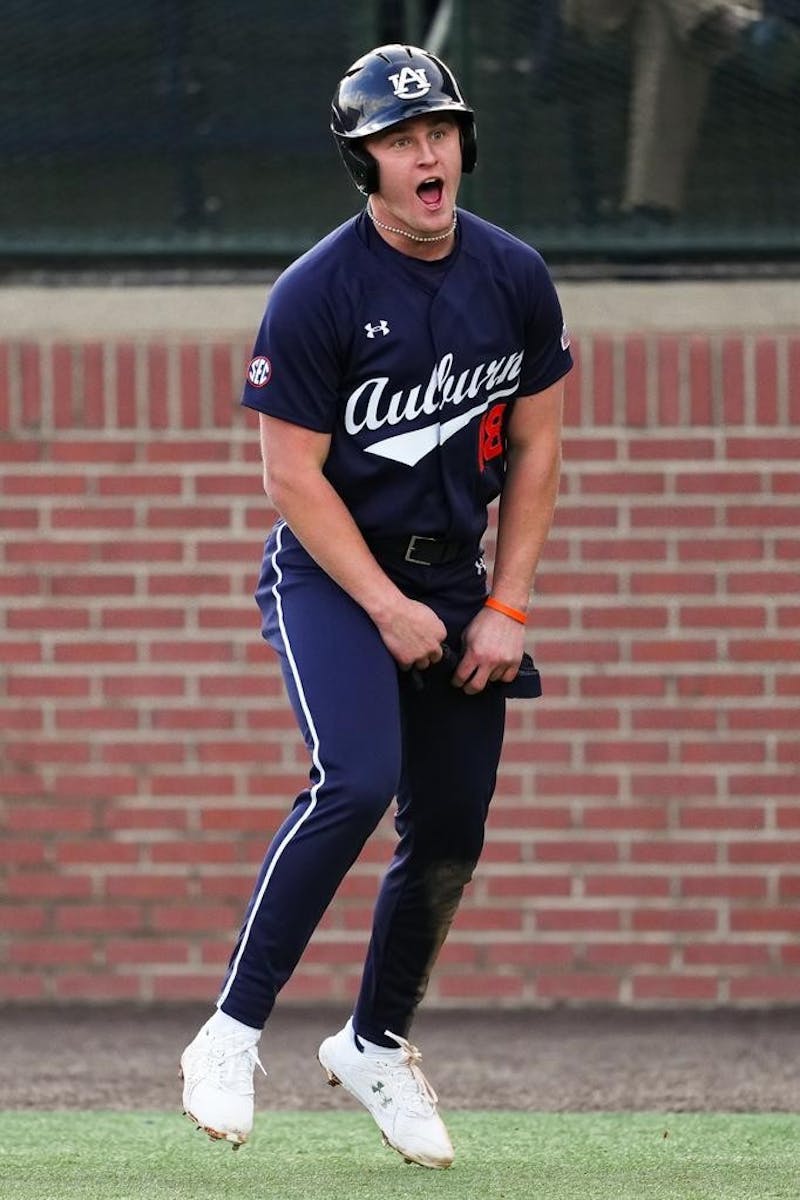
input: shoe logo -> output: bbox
[371,1080,393,1108]
[364,320,390,339]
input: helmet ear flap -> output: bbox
[460,117,477,174]
[336,140,379,195]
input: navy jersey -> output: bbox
[241,209,572,544]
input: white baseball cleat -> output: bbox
[180,1024,266,1148]
[318,1019,454,1169]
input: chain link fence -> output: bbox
[2,0,799,266]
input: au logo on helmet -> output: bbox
[388,66,431,99]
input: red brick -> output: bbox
[629,436,715,460]
[8,608,90,634]
[55,905,143,933]
[582,605,667,631]
[680,741,763,766]
[581,470,665,496]
[212,342,237,427]
[561,435,617,461]
[657,335,681,425]
[688,338,713,424]
[586,943,671,967]
[730,908,800,932]
[632,504,715,529]
[485,875,572,898]
[98,473,182,497]
[2,473,87,497]
[584,873,670,897]
[10,940,95,967]
[631,571,716,596]
[105,875,191,900]
[147,343,169,429]
[678,536,763,562]
[729,842,800,865]
[678,805,765,830]
[79,342,106,427]
[729,568,800,592]
[146,439,231,463]
[683,944,771,967]
[115,342,137,428]
[0,974,46,1000]
[180,343,201,429]
[727,436,800,459]
[631,841,717,864]
[755,337,779,424]
[631,639,718,664]
[632,908,718,933]
[592,336,615,424]
[5,803,95,832]
[6,873,92,899]
[624,335,649,426]
[52,439,137,465]
[56,975,142,1001]
[789,336,800,423]
[106,938,190,965]
[52,505,135,530]
[677,470,762,495]
[20,342,42,426]
[730,977,800,1003]
[536,974,620,1002]
[537,909,622,932]
[721,337,745,423]
[633,975,719,1002]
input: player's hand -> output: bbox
[451,604,525,695]
[376,598,447,672]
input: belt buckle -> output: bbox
[404,534,437,565]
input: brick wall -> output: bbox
[1,325,799,1007]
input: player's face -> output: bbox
[365,114,462,254]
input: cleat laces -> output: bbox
[201,1033,267,1094]
[382,1030,439,1115]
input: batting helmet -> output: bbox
[330,44,477,195]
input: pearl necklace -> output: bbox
[366,201,457,244]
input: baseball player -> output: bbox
[181,43,572,1169]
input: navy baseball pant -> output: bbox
[217,521,506,1044]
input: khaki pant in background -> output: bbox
[562,0,761,212]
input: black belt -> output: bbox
[368,534,473,567]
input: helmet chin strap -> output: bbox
[366,200,457,244]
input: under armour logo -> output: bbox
[364,320,390,339]
[475,556,487,576]
[388,66,431,99]
[371,1080,393,1108]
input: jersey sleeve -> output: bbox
[240,269,342,432]
[516,252,572,397]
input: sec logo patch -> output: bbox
[247,355,272,387]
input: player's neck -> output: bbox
[366,200,457,261]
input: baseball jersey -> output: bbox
[241,208,572,544]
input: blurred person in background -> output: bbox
[561,0,765,226]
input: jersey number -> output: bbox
[478,403,507,472]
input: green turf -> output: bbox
[1,1111,798,1200]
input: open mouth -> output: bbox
[416,177,444,209]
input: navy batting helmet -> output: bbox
[330,44,477,195]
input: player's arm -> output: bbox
[258,413,446,671]
[452,377,564,694]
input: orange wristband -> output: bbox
[484,596,527,625]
